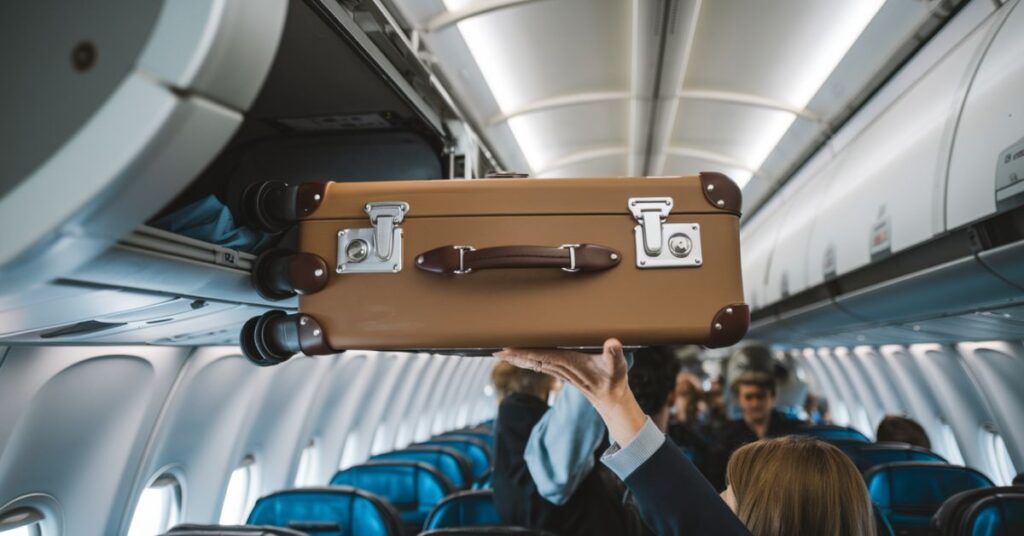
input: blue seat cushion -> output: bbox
[420,438,492,479]
[866,462,994,531]
[246,487,402,536]
[371,446,473,489]
[963,491,1024,536]
[424,490,500,530]
[853,443,947,473]
[331,461,454,527]
[796,425,870,443]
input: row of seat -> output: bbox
[162,424,520,536]
[798,425,1023,535]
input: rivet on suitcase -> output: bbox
[239,173,748,365]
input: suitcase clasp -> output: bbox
[336,201,409,274]
[365,202,409,260]
[629,197,703,269]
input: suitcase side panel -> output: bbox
[298,212,745,350]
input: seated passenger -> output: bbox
[708,371,804,490]
[669,370,711,474]
[496,339,876,536]
[875,415,931,449]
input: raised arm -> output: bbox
[496,340,751,536]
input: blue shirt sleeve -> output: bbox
[524,381,607,505]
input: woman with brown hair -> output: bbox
[496,338,875,536]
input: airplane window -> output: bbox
[984,430,1018,485]
[338,433,362,470]
[370,425,391,455]
[127,473,181,536]
[483,384,494,397]
[830,400,851,427]
[938,423,966,466]
[394,421,412,449]
[0,508,43,536]
[295,441,320,487]
[219,456,258,525]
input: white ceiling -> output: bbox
[392,0,892,188]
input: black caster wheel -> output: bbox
[251,248,329,301]
[240,310,300,366]
[240,181,296,234]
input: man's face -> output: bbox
[737,383,773,423]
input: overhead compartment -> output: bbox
[946,0,1024,229]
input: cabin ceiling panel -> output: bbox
[503,99,629,173]
[537,154,628,178]
[668,99,795,171]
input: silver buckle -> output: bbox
[365,202,408,260]
[629,197,673,256]
[453,245,475,275]
[560,244,581,272]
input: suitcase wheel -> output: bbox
[240,310,300,366]
[252,248,329,300]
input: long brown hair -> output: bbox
[726,436,876,536]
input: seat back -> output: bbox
[854,443,948,473]
[331,461,455,529]
[246,487,402,536]
[418,528,558,536]
[372,446,474,489]
[420,438,492,479]
[473,468,493,490]
[796,425,871,443]
[960,491,1024,536]
[933,487,1021,536]
[875,504,896,536]
[438,431,495,451]
[866,463,994,535]
[164,525,307,536]
[423,490,500,530]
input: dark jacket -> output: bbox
[707,409,805,490]
[493,392,649,536]
[623,439,752,536]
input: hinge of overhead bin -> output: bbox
[336,201,409,274]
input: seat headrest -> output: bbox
[164,525,306,536]
[853,443,947,473]
[437,431,496,449]
[473,468,493,490]
[420,437,492,479]
[932,487,1021,536]
[865,463,995,511]
[961,490,1024,535]
[330,461,455,515]
[246,486,403,536]
[371,445,473,489]
[423,490,499,530]
[795,425,870,443]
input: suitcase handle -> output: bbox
[415,244,621,275]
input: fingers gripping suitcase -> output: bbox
[239,173,748,365]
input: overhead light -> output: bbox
[443,1,546,171]
[743,0,886,186]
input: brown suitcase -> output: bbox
[240,173,748,364]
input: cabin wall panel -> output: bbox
[816,349,873,437]
[416,357,463,442]
[957,341,1024,472]
[878,345,955,459]
[0,346,189,536]
[835,348,887,433]
[852,346,908,416]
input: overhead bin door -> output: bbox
[805,17,996,279]
[946,1,1024,229]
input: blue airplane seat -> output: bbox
[438,431,495,451]
[331,461,456,531]
[372,445,474,490]
[164,525,307,535]
[932,487,1022,536]
[961,491,1024,536]
[418,528,558,536]
[853,442,948,473]
[423,490,499,530]
[420,437,492,479]
[473,468,493,490]
[795,425,871,443]
[866,462,994,535]
[875,504,896,536]
[246,487,403,536]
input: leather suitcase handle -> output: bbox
[416,244,621,275]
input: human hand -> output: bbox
[494,338,646,446]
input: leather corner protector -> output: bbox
[296,182,327,219]
[298,314,335,355]
[699,172,742,215]
[289,253,329,295]
[707,303,750,348]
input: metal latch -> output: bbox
[336,201,409,274]
[628,197,703,269]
